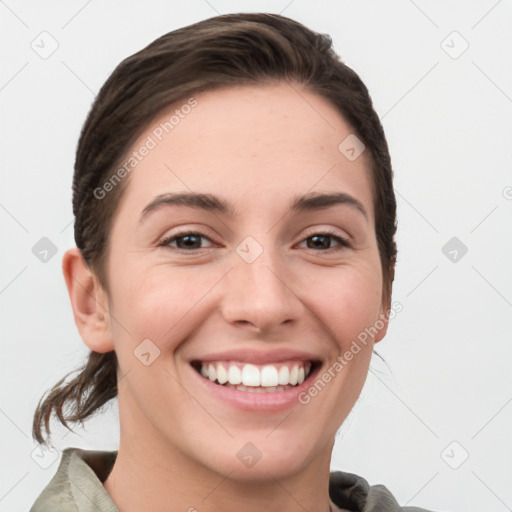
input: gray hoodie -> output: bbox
[30,448,435,512]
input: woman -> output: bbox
[30,12,434,512]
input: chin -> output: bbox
[200,435,322,483]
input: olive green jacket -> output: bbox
[30,447,435,512]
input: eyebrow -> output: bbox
[138,191,368,224]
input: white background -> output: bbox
[1,1,511,511]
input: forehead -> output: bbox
[117,82,374,221]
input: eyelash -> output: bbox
[158,229,351,254]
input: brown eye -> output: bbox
[300,231,351,252]
[159,231,214,251]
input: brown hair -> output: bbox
[33,12,397,444]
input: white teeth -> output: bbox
[242,364,260,386]
[208,363,216,382]
[289,365,298,385]
[216,363,228,384]
[227,365,242,385]
[261,365,279,387]
[198,360,314,389]
[224,383,294,393]
[278,366,289,385]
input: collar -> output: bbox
[30,447,432,512]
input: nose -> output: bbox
[220,244,305,334]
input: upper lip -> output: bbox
[190,348,322,365]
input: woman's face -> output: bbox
[102,82,388,479]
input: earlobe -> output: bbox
[62,247,115,353]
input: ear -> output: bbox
[62,247,114,353]
[373,292,392,344]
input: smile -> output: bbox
[191,360,318,393]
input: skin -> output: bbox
[63,82,390,512]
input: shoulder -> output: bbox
[30,447,118,512]
[30,448,76,512]
[329,470,437,512]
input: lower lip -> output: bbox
[190,363,321,412]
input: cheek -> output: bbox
[108,264,222,355]
[302,263,383,351]
[106,267,213,406]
